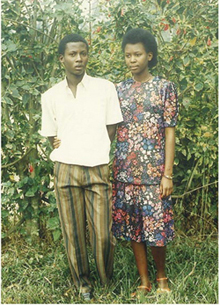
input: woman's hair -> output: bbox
[58,33,89,55]
[122,28,158,68]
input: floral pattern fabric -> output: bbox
[112,76,179,245]
[112,181,175,245]
[112,76,179,185]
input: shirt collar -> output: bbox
[80,73,90,88]
[64,73,90,90]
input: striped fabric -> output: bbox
[54,162,115,289]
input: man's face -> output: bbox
[59,41,88,77]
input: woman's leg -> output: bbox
[131,241,151,288]
[150,246,169,289]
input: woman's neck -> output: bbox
[133,71,152,83]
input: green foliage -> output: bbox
[1,235,218,303]
[1,0,218,241]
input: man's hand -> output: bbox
[53,137,61,149]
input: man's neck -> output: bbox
[66,72,85,88]
[66,73,85,98]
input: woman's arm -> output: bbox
[107,124,118,143]
[160,127,175,198]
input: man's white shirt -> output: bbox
[40,73,123,166]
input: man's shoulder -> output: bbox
[42,79,65,97]
[87,75,114,88]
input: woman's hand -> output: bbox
[53,137,61,149]
[160,176,173,198]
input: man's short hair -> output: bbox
[122,28,158,68]
[58,33,89,55]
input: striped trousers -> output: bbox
[54,162,115,290]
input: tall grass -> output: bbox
[1,233,218,304]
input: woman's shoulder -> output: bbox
[154,76,177,90]
[153,77,178,102]
[115,78,134,90]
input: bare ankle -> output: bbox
[157,277,169,289]
[141,277,151,287]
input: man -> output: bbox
[40,33,123,300]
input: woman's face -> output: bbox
[124,43,153,77]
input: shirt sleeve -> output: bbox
[106,81,123,125]
[162,81,179,127]
[40,93,57,137]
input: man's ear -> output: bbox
[59,54,64,64]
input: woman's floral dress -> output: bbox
[112,76,179,246]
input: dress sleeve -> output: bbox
[106,81,123,125]
[162,81,179,127]
[40,93,57,137]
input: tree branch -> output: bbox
[2,148,34,169]
[2,216,25,239]
[3,18,58,42]
[172,181,218,198]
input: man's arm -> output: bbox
[107,124,117,143]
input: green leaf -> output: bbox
[10,87,20,98]
[195,82,204,91]
[183,56,190,66]
[17,177,29,188]
[47,217,60,230]
[1,232,6,238]
[181,149,187,156]
[3,97,13,105]
[52,229,61,241]
[25,190,36,197]
[1,43,7,51]
[1,210,10,218]
[25,186,38,197]
[17,201,29,212]
[7,41,17,52]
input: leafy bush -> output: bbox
[2,0,218,242]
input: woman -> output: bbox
[112,28,179,296]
